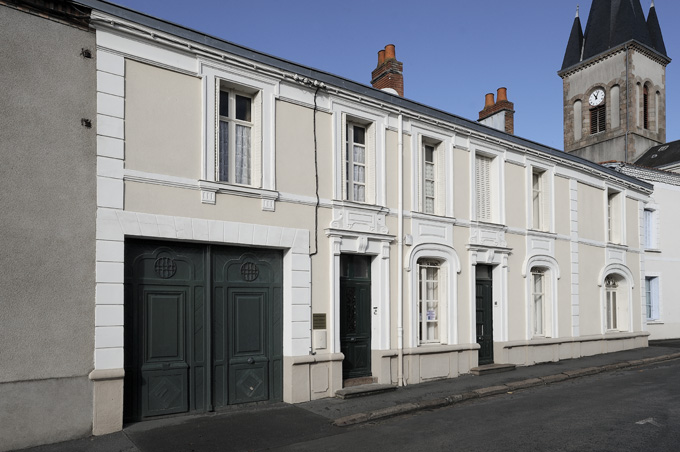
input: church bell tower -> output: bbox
[559,0,670,163]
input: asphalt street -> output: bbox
[274,359,680,452]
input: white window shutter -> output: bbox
[476,155,491,221]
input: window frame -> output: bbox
[218,87,255,185]
[644,207,658,250]
[418,259,441,344]
[606,189,624,245]
[645,276,660,321]
[475,154,493,222]
[422,143,436,214]
[604,276,618,331]
[345,122,368,203]
[531,269,545,337]
[201,63,277,193]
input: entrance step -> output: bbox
[343,376,377,388]
[335,383,397,399]
[470,363,517,376]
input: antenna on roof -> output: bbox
[576,5,579,18]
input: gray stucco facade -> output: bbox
[0,3,97,450]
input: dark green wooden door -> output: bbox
[212,249,283,407]
[340,255,372,379]
[124,241,207,420]
[125,240,282,422]
[475,265,494,365]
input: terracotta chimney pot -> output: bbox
[484,93,495,109]
[497,87,508,102]
[385,44,396,60]
[378,49,385,66]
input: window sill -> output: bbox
[199,180,278,200]
[644,248,662,254]
[411,211,456,223]
[646,320,664,325]
[331,199,388,212]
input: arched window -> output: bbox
[531,267,546,336]
[573,100,582,141]
[418,259,441,344]
[604,275,619,330]
[643,85,649,130]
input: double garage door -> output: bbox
[124,239,283,421]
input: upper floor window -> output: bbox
[532,169,544,230]
[218,89,254,184]
[644,208,658,249]
[475,154,493,222]
[346,123,367,203]
[607,190,622,244]
[423,144,436,214]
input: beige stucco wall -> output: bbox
[505,163,526,229]
[385,129,399,210]
[276,100,333,199]
[125,60,201,179]
[578,183,605,242]
[125,181,316,232]
[626,197,640,248]
[555,176,571,236]
[555,240,573,337]
[505,233,527,340]
[453,225,472,344]
[578,244,604,335]
[453,149,470,219]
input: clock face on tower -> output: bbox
[589,89,605,106]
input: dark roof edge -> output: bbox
[558,39,671,77]
[76,0,652,193]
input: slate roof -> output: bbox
[561,0,668,72]
[634,140,680,169]
[605,161,680,187]
[73,0,653,192]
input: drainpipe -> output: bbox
[625,44,629,162]
[397,113,405,387]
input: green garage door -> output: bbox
[124,240,283,421]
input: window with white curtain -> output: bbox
[532,269,545,336]
[423,144,436,214]
[532,170,544,230]
[418,259,441,344]
[346,123,367,203]
[218,88,254,185]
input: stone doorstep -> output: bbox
[335,383,397,400]
[343,376,377,388]
[470,363,517,376]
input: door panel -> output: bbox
[340,255,372,379]
[475,277,494,365]
[228,289,269,404]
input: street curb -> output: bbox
[332,352,680,427]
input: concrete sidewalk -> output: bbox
[18,343,680,452]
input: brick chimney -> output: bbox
[478,87,515,134]
[371,44,404,97]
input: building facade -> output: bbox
[0,0,655,449]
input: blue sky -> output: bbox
[109,0,679,150]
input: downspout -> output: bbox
[397,113,405,387]
[625,44,630,162]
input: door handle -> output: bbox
[247,357,255,364]
[349,337,356,342]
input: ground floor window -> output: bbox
[418,259,440,344]
[531,269,545,336]
[645,276,660,321]
[605,276,618,330]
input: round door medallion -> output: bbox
[241,262,260,282]
[154,257,177,279]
